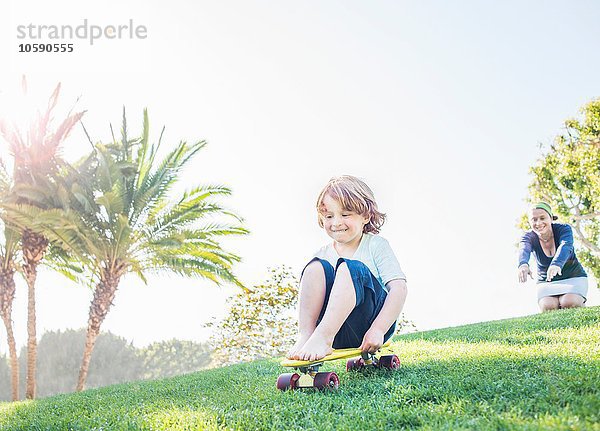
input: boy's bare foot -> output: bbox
[287,334,311,359]
[291,331,333,361]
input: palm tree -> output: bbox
[0,80,84,398]
[0,228,19,401]
[6,110,248,391]
[0,162,20,401]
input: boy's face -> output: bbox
[529,208,552,237]
[320,194,369,247]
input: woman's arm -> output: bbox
[518,232,533,267]
[546,224,576,281]
[517,232,535,282]
[550,224,575,269]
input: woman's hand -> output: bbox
[360,327,384,354]
[518,264,532,283]
[546,265,562,282]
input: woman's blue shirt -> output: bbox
[518,223,587,283]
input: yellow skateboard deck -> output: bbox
[277,341,398,390]
[281,340,392,368]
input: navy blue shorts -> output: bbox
[302,257,396,349]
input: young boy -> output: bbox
[287,175,408,361]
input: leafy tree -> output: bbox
[0,355,10,401]
[0,329,214,400]
[141,339,212,380]
[209,266,299,365]
[17,329,141,398]
[393,313,417,335]
[525,99,600,280]
[0,80,84,398]
[6,109,248,391]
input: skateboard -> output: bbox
[277,341,399,391]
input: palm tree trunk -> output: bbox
[76,272,121,392]
[24,272,36,400]
[0,270,18,401]
[22,229,48,400]
[1,314,19,401]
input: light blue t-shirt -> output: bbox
[313,233,406,289]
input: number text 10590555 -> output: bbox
[18,43,74,53]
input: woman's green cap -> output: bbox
[532,202,558,220]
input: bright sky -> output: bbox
[1,1,599,356]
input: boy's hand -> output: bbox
[360,327,384,354]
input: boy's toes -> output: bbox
[305,352,318,362]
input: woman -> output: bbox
[518,202,588,311]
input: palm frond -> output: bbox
[135,109,150,181]
[0,159,10,195]
[143,185,235,236]
[120,106,129,161]
[131,140,207,221]
[1,203,102,268]
[146,255,241,286]
[109,214,132,263]
[128,258,148,285]
[0,223,20,271]
[142,235,241,263]
[42,243,92,287]
[142,227,248,262]
[95,190,125,219]
[48,111,85,153]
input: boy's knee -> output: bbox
[334,261,356,284]
[336,259,369,276]
[332,262,352,288]
[336,261,349,273]
[303,260,325,280]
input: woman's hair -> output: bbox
[316,175,386,234]
[530,202,558,221]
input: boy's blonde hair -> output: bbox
[316,175,386,234]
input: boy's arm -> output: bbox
[359,279,408,353]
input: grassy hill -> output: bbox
[1,307,599,431]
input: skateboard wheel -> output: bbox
[346,357,365,371]
[276,373,300,391]
[378,354,400,370]
[313,372,339,390]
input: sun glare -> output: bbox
[0,78,54,160]
[0,77,89,165]
[0,78,51,129]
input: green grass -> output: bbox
[1,307,599,431]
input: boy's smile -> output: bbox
[320,194,369,250]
